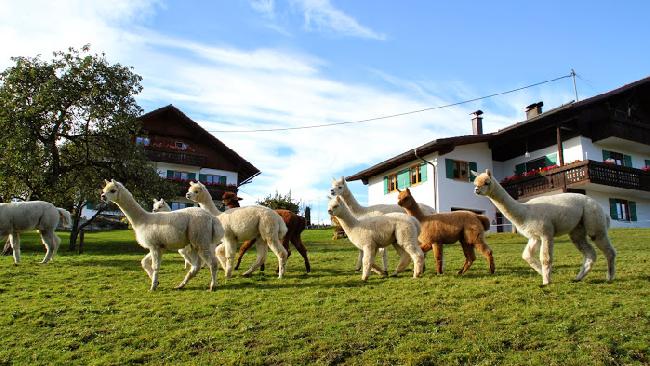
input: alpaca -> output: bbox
[330,177,434,273]
[151,198,194,269]
[472,169,616,285]
[222,192,311,273]
[152,198,171,213]
[327,196,424,281]
[396,188,495,275]
[185,181,288,279]
[0,201,71,264]
[101,180,223,291]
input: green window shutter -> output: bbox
[546,153,558,166]
[86,202,95,210]
[198,174,206,182]
[188,173,196,181]
[219,176,227,185]
[602,150,611,162]
[515,163,526,175]
[609,198,618,220]
[420,163,427,182]
[166,170,174,178]
[623,155,632,167]
[383,176,389,194]
[397,170,411,189]
[468,162,478,182]
[629,201,637,221]
[445,159,454,179]
[645,160,650,167]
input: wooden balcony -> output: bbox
[502,160,650,199]
[145,148,206,167]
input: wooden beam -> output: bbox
[556,126,565,165]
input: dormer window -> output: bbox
[175,141,188,150]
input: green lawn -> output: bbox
[0,228,648,365]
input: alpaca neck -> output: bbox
[402,199,426,220]
[115,190,148,225]
[334,205,359,234]
[487,181,528,227]
[196,190,221,216]
[341,187,366,216]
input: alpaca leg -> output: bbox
[242,240,268,277]
[432,243,444,274]
[474,241,495,274]
[221,238,238,279]
[361,246,377,281]
[197,246,219,291]
[214,244,228,273]
[401,243,424,278]
[522,238,542,275]
[175,248,200,290]
[569,226,596,282]
[291,235,311,273]
[282,232,292,259]
[178,248,191,269]
[355,250,363,272]
[8,233,20,265]
[539,237,554,285]
[149,248,162,290]
[591,233,617,282]
[235,239,255,270]
[392,245,410,276]
[265,237,288,279]
[379,247,388,274]
[141,252,154,279]
[458,242,476,275]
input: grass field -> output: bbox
[0,228,648,365]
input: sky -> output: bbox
[1,1,649,224]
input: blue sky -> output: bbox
[1,0,649,223]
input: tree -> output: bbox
[0,45,176,251]
[256,191,301,214]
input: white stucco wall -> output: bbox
[586,189,650,228]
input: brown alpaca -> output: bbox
[222,192,310,273]
[396,188,495,275]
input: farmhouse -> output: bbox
[347,76,650,230]
[83,105,259,217]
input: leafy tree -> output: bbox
[0,45,176,251]
[257,191,301,214]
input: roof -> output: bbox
[138,105,260,185]
[347,75,650,183]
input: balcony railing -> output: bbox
[167,178,237,200]
[501,160,650,199]
[145,149,206,166]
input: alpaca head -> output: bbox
[186,181,209,202]
[152,198,170,212]
[330,176,348,196]
[472,169,494,196]
[101,179,125,203]
[222,191,242,208]
[396,188,416,208]
[327,196,344,216]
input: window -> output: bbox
[166,170,196,181]
[609,198,637,221]
[175,141,188,150]
[445,159,477,182]
[136,136,150,146]
[602,150,632,167]
[383,163,427,194]
[170,202,190,211]
[199,174,227,185]
[515,153,558,175]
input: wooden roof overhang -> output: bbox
[138,105,261,185]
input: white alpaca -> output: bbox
[152,198,171,213]
[185,181,288,279]
[102,180,224,291]
[151,198,195,269]
[0,201,71,264]
[327,196,424,281]
[472,169,616,285]
[330,177,433,272]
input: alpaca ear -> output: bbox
[396,187,401,192]
[405,187,411,194]
[470,170,478,178]
[485,169,492,177]
[237,197,243,201]
[104,179,111,185]
[152,198,157,203]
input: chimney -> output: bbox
[525,102,543,120]
[471,110,483,135]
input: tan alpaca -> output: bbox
[396,188,495,275]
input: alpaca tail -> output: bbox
[477,214,490,231]
[57,208,72,228]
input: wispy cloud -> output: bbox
[291,0,386,40]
